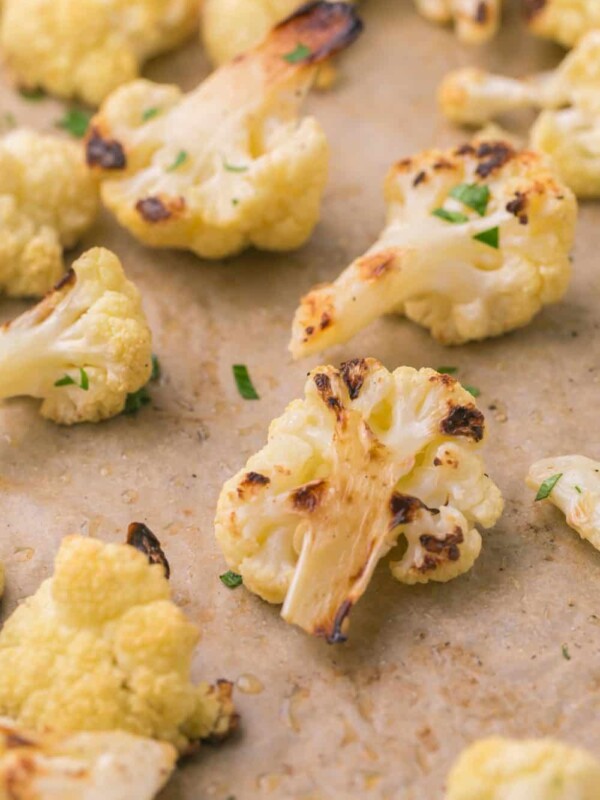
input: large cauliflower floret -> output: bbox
[446,736,600,799]
[0,718,176,800]
[414,0,501,44]
[524,0,600,49]
[526,455,600,551]
[0,530,237,754]
[86,2,362,260]
[0,0,199,106]
[215,359,503,642]
[0,247,152,425]
[0,130,99,298]
[290,140,576,358]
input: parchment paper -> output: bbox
[1,2,599,798]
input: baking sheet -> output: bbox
[1,2,600,798]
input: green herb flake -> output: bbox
[449,183,490,216]
[575,485,583,494]
[220,571,243,589]
[142,107,160,122]
[123,386,151,415]
[464,385,481,398]
[167,150,188,172]
[79,367,90,391]
[473,227,500,249]
[562,644,571,661]
[54,368,89,390]
[432,208,469,224]
[232,198,240,206]
[535,473,563,501]
[54,375,77,388]
[283,42,312,63]
[223,158,249,173]
[19,86,45,101]
[436,366,458,375]
[151,354,161,382]
[56,108,92,139]
[233,364,259,400]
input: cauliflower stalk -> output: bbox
[415,0,501,44]
[290,139,576,358]
[446,736,600,799]
[86,1,363,260]
[524,0,600,49]
[0,0,199,106]
[527,455,600,551]
[215,359,503,642]
[0,531,237,754]
[0,247,152,425]
[0,718,176,800]
[0,130,98,298]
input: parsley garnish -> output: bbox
[223,158,249,173]
[575,485,583,494]
[473,227,499,249]
[19,87,45,101]
[436,366,458,375]
[151,354,161,381]
[449,183,490,216]
[56,109,92,139]
[79,367,89,391]
[283,43,312,63]
[167,150,188,171]
[562,644,571,661]
[233,364,259,400]
[432,208,469,224]
[220,571,243,589]
[535,473,563,501]
[232,198,239,206]
[54,367,89,390]
[123,355,160,415]
[142,107,159,122]
[464,385,481,398]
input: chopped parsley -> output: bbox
[142,107,160,122]
[449,183,490,216]
[19,86,45,101]
[283,43,312,63]
[464,385,481,398]
[535,473,563,501]
[123,355,160,415]
[167,150,188,172]
[233,364,259,400]
[151,354,161,381]
[220,571,243,589]
[432,208,469,224]
[232,198,239,206]
[54,367,89,391]
[56,108,92,139]
[575,485,583,494]
[223,158,249,173]
[561,644,571,661]
[473,227,499,249]
[436,366,458,375]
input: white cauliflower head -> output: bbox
[0,528,237,753]
[527,455,600,551]
[290,139,576,358]
[0,247,153,425]
[0,0,199,106]
[86,2,363,260]
[446,736,600,799]
[0,129,99,298]
[215,359,503,642]
[414,0,501,44]
[0,718,176,800]
[524,0,600,49]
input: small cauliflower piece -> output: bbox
[0,247,152,425]
[0,718,176,800]
[446,736,600,799]
[0,130,98,298]
[0,530,237,754]
[524,0,600,49]
[86,1,363,260]
[415,0,501,44]
[527,455,600,550]
[0,0,199,106]
[290,139,576,358]
[215,359,503,642]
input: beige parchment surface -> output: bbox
[0,2,599,798]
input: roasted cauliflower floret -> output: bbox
[290,140,576,358]
[446,736,600,799]
[0,529,237,753]
[0,718,176,800]
[0,247,152,425]
[415,0,501,43]
[0,0,199,106]
[86,2,362,260]
[215,359,503,642]
[524,0,600,49]
[527,455,600,550]
[0,130,98,298]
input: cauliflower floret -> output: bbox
[524,0,600,49]
[446,736,600,799]
[526,455,600,551]
[415,0,501,44]
[0,718,176,800]
[215,359,503,642]
[0,0,199,106]
[0,130,98,298]
[0,530,237,754]
[86,1,363,260]
[0,247,153,425]
[290,139,576,358]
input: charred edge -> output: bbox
[431,372,457,388]
[136,197,174,222]
[456,143,476,157]
[506,192,528,224]
[4,732,35,749]
[340,358,368,400]
[127,522,171,579]
[320,311,332,330]
[278,2,364,63]
[243,471,270,487]
[475,141,514,179]
[390,493,439,529]
[359,250,396,281]
[292,480,326,512]
[86,128,127,170]
[475,1,488,23]
[433,158,455,171]
[413,170,426,187]
[53,268,76,292]
[441,405,484,442]
[420,528,464,562]
[327,600,352,644]
[523,0,546,20]
[314,372,343,417]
